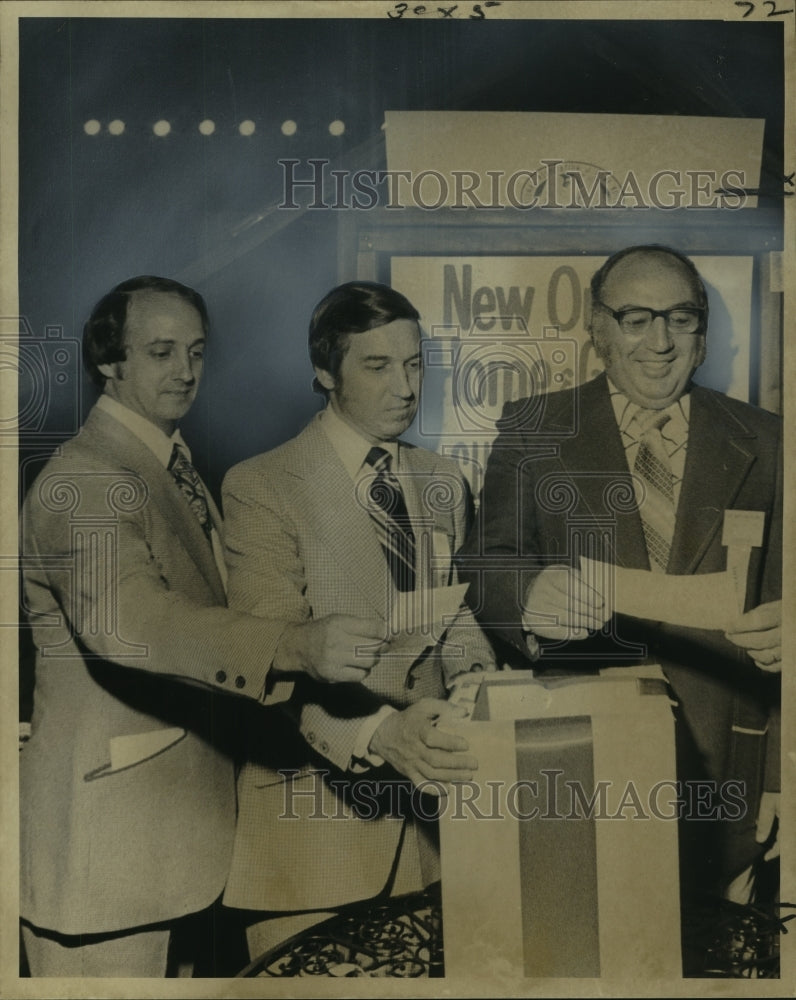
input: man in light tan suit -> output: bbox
[19,276,365,977]
[222,281,495,959]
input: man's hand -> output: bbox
[756,790,780,861]
[725,600,782,672]
[273,614,386,683]
[368,698,476,792]
[523,565,609,641]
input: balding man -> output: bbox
[19,276,362,976]
[459,245,782,899]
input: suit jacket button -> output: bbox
[306,731,316,744]
[234,675,246,689]
[406,675,416,690]
[319,741,330,753]
[215,670,227,684]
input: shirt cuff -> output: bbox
[263,677,294,705]
[444,648,496,688]
[350,705,397,772]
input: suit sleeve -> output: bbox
[22,474,288,704]
[223,464,310,628]
[438,465,498,683]
[457,402,544,664]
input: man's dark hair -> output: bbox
[589,244,709,330]
[308,281,420,396]
[82,275,210,388]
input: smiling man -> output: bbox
[591,247,708,410]
[19,276,362,977]
[458,245,782,906]
[221,280,495,961]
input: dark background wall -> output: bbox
[18,15,784,500]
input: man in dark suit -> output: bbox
[458,245,781,896]
[19,276,364,976]
[221,281,495,959]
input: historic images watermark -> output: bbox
[278,768,748,823]
[4,318,84,445]
[279,159,752,211]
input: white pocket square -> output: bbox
[108,727,186,771]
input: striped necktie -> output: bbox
[364,446,416,592]
[633,410,675,573]
[169,442,213,542]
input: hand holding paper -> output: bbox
[383,583,469,660]
[579,557,740,632]
[576,510,769,635]
[274,614,386,683]
[724,599,782,672]
[523,564,610,641]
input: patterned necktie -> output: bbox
[364,446,416,592]
[633,411,675,573]
[169,442,213,542]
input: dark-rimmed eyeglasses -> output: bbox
[596,302,706,336]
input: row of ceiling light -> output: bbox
[83,119,347,137]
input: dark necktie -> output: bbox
[169,442,213,542]
[364,446,416,592]
[633,411,675,573]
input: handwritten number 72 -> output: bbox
[735,1,794,16]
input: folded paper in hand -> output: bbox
[579,556,738,631]
[580,509,765,631]
[379,583,469,660]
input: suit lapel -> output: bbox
[668,387,757,574]
[554,375,649,569]
[288,418,392,621]
[205,490,224,543]
[81,408,226,604]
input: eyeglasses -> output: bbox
[596,302,705,336]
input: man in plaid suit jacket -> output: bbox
[221,281,495,959]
